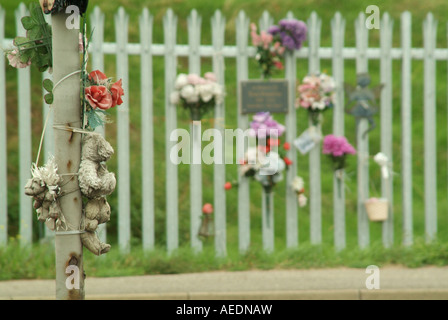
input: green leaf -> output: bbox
[27,26,43,41]
[42,79,53,93]
[13,36,30,46]
[21,16,36,31]
[44,93,53,105]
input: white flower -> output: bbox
[212,83,224,104]
[175,73,189,89]
[298,194,307,207]
[197,83,214,103]
[180,84,199,103]
[319,73,336,92]
[260,151,285,176]
[291,176,304,192]
[170,91,180,105]
[312,100,326,110]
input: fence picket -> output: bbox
[187,9,203,252]
[423,13,438,242]
[140,8,155,251]
[380,13,394,247]
[164,9,179,254]
[211,10,227,257]
[258,10,275,252]
[16,4,32,246]
[307,11,322,245]
[355,12,370,249]
[401,12,413,246]
[284,11,298,248]
[115,7,131,252]
[236,11,251,254]
[0,5,6,246]
[331,12,346,251]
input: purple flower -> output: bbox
[270,19,307,51]
[250,112,285,138]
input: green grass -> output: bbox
[1,0,448,280]
[2,236,448,280]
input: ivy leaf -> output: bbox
[21,16,37,31]
[43,79,53,93]
[44,93,53,105]
[13,36,30,47]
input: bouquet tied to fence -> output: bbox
[240,112,292,193]
[251,19,307,79]
[296,72,336,126]
[170,72,224,121]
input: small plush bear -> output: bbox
[81,231,111,256]
[78,133,116,199]
[81,197,111,255]
[84,197,111,232]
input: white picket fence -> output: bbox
[0,4,444,255]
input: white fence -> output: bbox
[0,4,445,255]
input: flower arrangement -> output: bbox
[290,176,307,207]
[322,134,356,171]
[170,72,224,121]
[83,70,124,130]
[296,72,336,126]
[250,19,307,79]
[240,112,292,192]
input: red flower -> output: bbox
[111,79,124,107]
[89,70,107,84]
[258,145,270,154]
[274,61,284,70]
[284,157,293,166]
[283,142,291,150]
[85,86,113,110]
[268,138,279,147]
[224,182,232,190]
[202,203,213,214]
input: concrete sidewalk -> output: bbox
[1,266,448,300]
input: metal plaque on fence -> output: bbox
[240,80,289,114]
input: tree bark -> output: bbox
[52,12,84,300]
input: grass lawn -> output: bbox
[1,0,448,279]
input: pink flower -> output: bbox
[260,31,273,49]
[202,203,213,214]
[7,49,31,69]
[111,79,124,107]
[89,70,108,84]
[204,72,217,82]
[323,135,356,157]
[85,85,113,110]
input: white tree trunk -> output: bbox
[52,12,84,300]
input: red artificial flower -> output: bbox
[85,85,113,110]
[89,70,107,83]
[274,61,284,70]
[224,182,232,190]
[202,203,213,214]
[283,142,291,151]
[284,157,293,166]
[268,138,279,147]
[258,145,270,154]
[111,79,124,107]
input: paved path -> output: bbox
[1,266,448,300]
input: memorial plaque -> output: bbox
[240,79,289,114]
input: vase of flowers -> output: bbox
[250,19,307,79]
[322,134,356,197]
[170,72,224,121]
[296,72,336,127]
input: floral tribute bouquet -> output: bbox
[83,70,124,130]
[290,176,307,208]
[239,112,292,193]
[170,72,224,121]
[250,19,307,79]
[296,72,336,126]
[322,134,356,171]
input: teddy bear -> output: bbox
[78,133,116,255]
[78,132,116,199]
[81,197,111,255]
[24,157,62,227]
